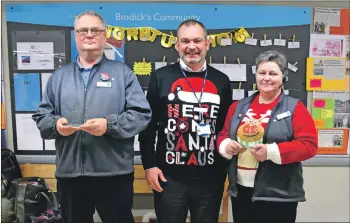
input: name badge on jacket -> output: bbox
[276,111,291,120]
[197,123,211,136]
[97,82,112,88]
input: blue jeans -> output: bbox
[153,176,225,223]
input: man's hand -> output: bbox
[79,118,107,136]
[145,167,167,193]
[251,144,268,162]
[225,140,245,155]
[56,118,79,136]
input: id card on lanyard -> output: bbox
[180,66,210,137]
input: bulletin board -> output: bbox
[308,7,350,155]
[5,3,311,155]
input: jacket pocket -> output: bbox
[105,136,126,158]
[254,161,304,200]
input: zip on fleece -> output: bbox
[76,65,87,176]
[81,65,101,176]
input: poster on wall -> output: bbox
[306,57,348,91]
[15,113,43,151]
[313,91,350,128]
[317,128,349,154]
[16,42,54,70]
[13,73,41,111]
[309,34,347,58]
[313,7,350,35]
[312,98,335,129]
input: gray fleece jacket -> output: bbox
[32,56,151,177]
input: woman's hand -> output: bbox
[251,144,268,162]
[225,140,245,155]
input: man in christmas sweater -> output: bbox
[139,20,232,223]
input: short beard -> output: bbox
[182,54,203,64]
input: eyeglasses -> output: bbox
[75,28,105,37]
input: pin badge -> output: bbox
[100,73,110,81]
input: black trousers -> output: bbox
[57,173,134,223]
[231,184,298,223]
[153,176,225,223]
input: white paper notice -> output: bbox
[244,38,258,46]
[309,34,346,58]
[155,62,167,70]
[288,42,300,48]
[221,38,232,46]
[313,59,345,80]
[16,113,43,150]
[318,129,345,147]
[17,42,54,70]
[232,89,245,100]
[251,66,257,74]
[41,73,52,96]
[288,63,298,72]
[274,39,286,46]
[284,90,289,95]
[210,63,247,81]
[248,90,258,97]
[323,59,345,80]
[44,139,56,151]
[134,134,140,151]
[104,47,115,60]
[260,40,272,47]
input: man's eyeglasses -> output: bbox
[76,28,105,37]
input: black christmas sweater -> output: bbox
[139,62,232,182]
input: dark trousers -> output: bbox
[153,176,225,223]
[57,173,134,223]
[231,184,298,223]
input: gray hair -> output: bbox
[255,51,288,79]
[74,11,106,29]
[177,19,208,39]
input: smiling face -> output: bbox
[256,61,284,94]
[175,23,210,67]
[74,15,106,54]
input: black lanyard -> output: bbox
[180,67,208,106]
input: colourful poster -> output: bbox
[14,73,41,111]
[306,57,348,91]
[317,128,349,155]
[312,98,335,128]
[314,8,350,35]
